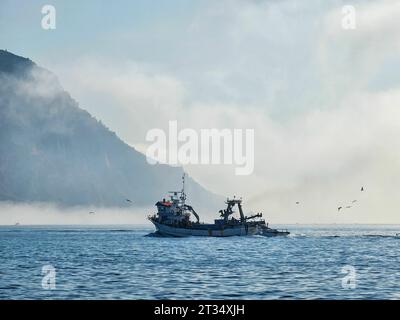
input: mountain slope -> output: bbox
[0,50,222,211]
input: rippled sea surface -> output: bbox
[1,224,400,299]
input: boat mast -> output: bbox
[237,200,245,222]
[180,173,186,205]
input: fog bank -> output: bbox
[0,202,152,225]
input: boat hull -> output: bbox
[152,221,259,237]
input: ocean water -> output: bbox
[0,224,400,300]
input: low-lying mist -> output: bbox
[0,202,152,225]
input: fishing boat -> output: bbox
[148,175,289,237]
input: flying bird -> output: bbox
[361,187,364,191]
[338,206,343,211]
[346,206,352,209]
[296,201,300,205]
[89,211,95,215]
[352,200,357,203]
[126,199,133,203]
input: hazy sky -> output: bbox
[1,0,400,223]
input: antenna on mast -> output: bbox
[181,173,186,203]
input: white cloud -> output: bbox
[48,0,400,223]
[54,58,185,145]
